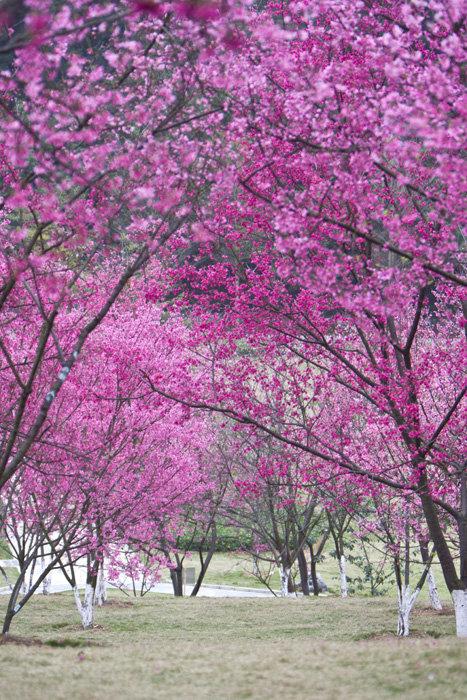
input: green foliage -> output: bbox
[177,524,252,553]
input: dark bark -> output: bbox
[419,538,430,566]
[418,471,461,592]
[458,469,467,588]
[170,564,183,596]
[191,523,217,597]
[309,543,319,597]
[297,547,309,596]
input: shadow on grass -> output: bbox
[355,629,446,641]
[45,638,101,648]
[1,633,103,648]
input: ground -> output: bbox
[2,539,452,602]
[164,550,452,603]
[1,592,466,699]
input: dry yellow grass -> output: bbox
[1,592,466,699]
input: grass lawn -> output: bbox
[165,550,452,604]
[1,592,466,699]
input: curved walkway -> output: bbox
[0,559,276,598]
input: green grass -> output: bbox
[1,591,466,699]
[0,567,18,585]
[186,552,267,589]
[164,549,451,602]
[0,539,12,559]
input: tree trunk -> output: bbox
[75,585,94,628]
[40,550,51,595]
[191,524,217,597]
[2,608,14,636]
[339,554,348,598]
[73,586,82,616]
[74,584,95,629]
[170,565,183,596]
[95,563,107,606]
[426,568,442,610]
[419,540,442,610]
[418,476,459,591]
[452,590,467,638]
[451,473,467,636]
[279,565,290,597]
[397,586,420,637]
[309,544,319,597]
[20,568,28,596]
[82,584,95,629]
[297,548,309,596]
[1,573,23,635]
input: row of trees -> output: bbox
[0,0,465,637]
[0,389,447,638]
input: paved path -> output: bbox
[0,559,276,598]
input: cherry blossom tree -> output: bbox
[0,0,245,496]
[149,0,465,635]
[1,290,213,633]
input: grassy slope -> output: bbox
[167,550,451,603]
[1,592,466,700]
[0,539,11,558]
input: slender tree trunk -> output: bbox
[191,524,217,597]
[28,558,36,593]
[309,544,319,597]
[338,554,348,598]
[397,585,420,637]
[297,548,309,596]
[80,583,95,629]
[417,472,467,636]
[2,549,64,635]
[2,571,24,635]
[426,568,442,611]
[170,565,183,596]
[73,582,96,629]
[279,564,291,597]
[419,541,442,610]
[328,517,348,598]
[74,556,98,629]
[453,476,467,636]
[396,536,435,637]
[95,562,107,606]
[418,475,459,588]
[19,562,29,596]
[40,548,51,595]
[73,586,83,616]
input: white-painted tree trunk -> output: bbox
[279,566,290,597]
[40,555,51,595]
[73,586,83,616]
[339,555,348,598]
[452,589,467,638]
[426,568,442,610]
[28,560,36,593]
[20,563,33,596]
[95,565,107,606]
[397,586,420,637]
[74,584,95,629]
[20,576,28,596]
